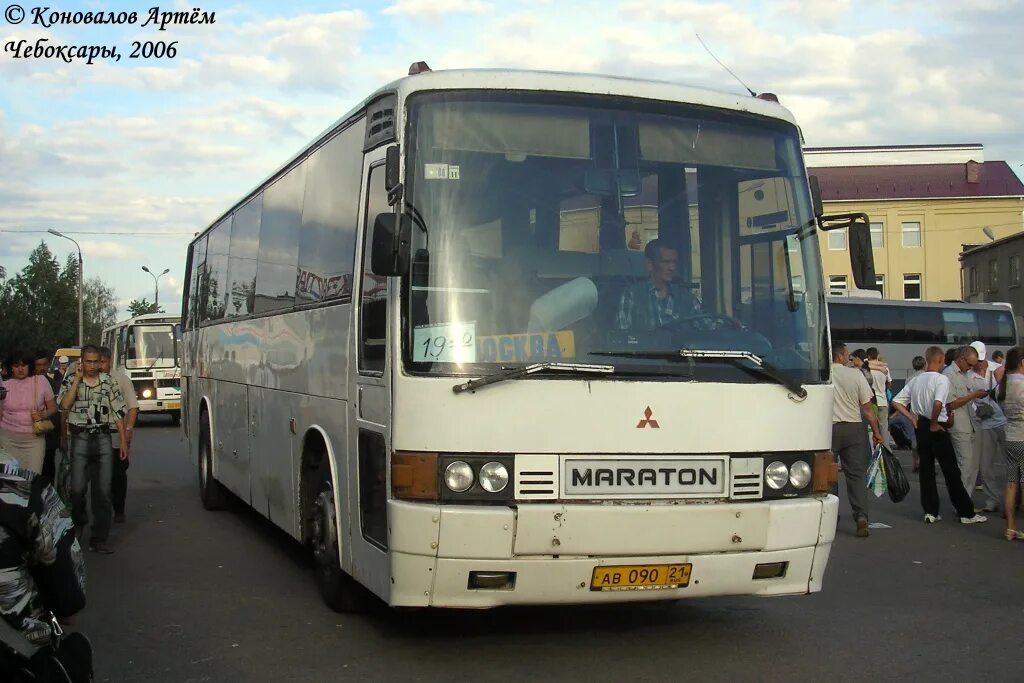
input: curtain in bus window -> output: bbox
[942,309,978,344]
[295,122,363,306]
[255,163,307,314]
[225,195,262,317]
[203,219,231,322]
[904,307,943,343]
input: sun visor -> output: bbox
[423,104,591,159]
[639,121,777,170]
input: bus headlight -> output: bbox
[444,461,474,493]
[141,387,153,399]
[789,460,812,489]
[478,462,509,493]
[765,461,789,490]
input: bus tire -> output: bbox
[198,416,229,511]
[171,411,181,426]
[311,475,369,613]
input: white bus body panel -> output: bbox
[392,380,832,454]
[386,496,838,607]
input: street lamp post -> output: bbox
[142,266,170,307]
[48,229,83,347]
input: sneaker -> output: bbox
[924,514,941,523]
[981,505,998,513]
[856,517,870,537]
[88,541,115,554]
[960,514,988,524]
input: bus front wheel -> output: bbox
[198,417,229,510]
[311,478,368,613]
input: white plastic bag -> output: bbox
[866,445,887,498]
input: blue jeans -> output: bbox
[70,431,113,542]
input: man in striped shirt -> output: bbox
[57,345,128,554]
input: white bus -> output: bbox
[827,296,1018,389]
[181,65,849,611]
[101,313,183,424]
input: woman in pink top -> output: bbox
[0,351,58,472]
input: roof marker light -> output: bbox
[408,61,431,75]
[755,92,780,103]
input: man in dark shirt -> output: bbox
[615,239,701,331]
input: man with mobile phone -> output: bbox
[57,345,128,554]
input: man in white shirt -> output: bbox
[967,340,1007,513]
[99,347,138,524]
[831,342,884,537]
[891,346,987,524]
[943,346,989,495]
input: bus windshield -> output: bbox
[401,91,827,384]
[127,324,177,369]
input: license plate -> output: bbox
[166,401,180,410]
[590,563,692,591]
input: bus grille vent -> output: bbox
[514,454,560,501]
[730,457,764,501]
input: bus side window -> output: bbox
[359,164,390,374]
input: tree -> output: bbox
[0,242,78,354]
[83,276,118,345]
[0,241,121,355]
[127,298,164,317]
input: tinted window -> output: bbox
[904,307,943,342]
[203,219,231,322]
[979,309,1016,345]
[828,303,864,343]
[186,237,207,329]
[255,164,306,313]
[296,123,364,305]
[942,309,978,344]
[359,165,390,373]
[226,195,262,317]
[864,305,903,341]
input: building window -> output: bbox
[969,266,978,294]
[828,229,847,251]
[870,222,884,248]
[989,259,998,291]
[1011,256,1021,288]
[901,222,922,248]
[903,273,922,301]
[874,274,885,297]
[829,275,848,292]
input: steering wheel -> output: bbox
[659,314,746,333]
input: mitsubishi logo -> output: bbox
[636,406,660,429]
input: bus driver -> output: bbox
[615,238,702,331]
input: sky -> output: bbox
[2,0,1023,317]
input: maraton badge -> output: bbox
[636,406,660,429]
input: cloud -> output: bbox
[382,0,495,18]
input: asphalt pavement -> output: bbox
[76,420,1024,682]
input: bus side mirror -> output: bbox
[809,175,824,218]
[849,220,876,290]
[371,213,412,276]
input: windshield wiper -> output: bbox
[588,349,807,400]
[452,362,615,395]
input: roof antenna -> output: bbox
[695,33,756,97]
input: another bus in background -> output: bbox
[827,296,1017,390]
[101,314,182,424]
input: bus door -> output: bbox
[347,153,392,595]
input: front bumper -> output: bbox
[383,495,839,608]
